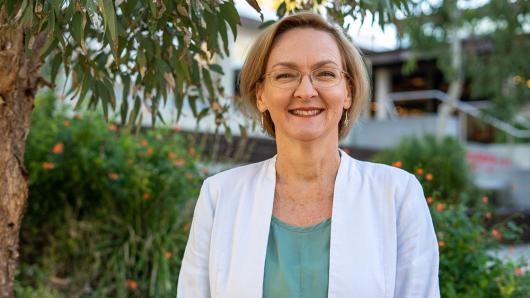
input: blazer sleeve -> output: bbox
[394,174,440,298]
[177,178,214,298]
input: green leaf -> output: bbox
[174,81,184,122]
[197,107,209,122]
[204,11,219,53]
[20,0,34,28]
[49,53,62,84]
[98,0,119,61]
[188,95,198,117]
[40,11,57,58]
[276,2,286,18]
[219,1,240,39]
[245,0,262,20]
[96,80,110,121]
[201,67,214,98]
[258,20,276,29]
[75,74,90,110]
[126,96,142,131]
[217,17,230,56]
[71,12,83,43]
[208,64,224,75]
[120,92,129,125]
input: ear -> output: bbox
[256,82,268,112]
[344,83,353,109]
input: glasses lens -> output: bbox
[312,68,341,88]
[269,69,300,88]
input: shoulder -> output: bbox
[350,157,413,185]
[342,155,424,209]
[201,157,273,197]
[206,158,270,185]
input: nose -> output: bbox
[293,73,318,100]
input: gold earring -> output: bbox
[260,112,265,129]
[343,110,349,127]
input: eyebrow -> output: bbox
[270,60,339,69]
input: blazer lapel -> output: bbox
[328,152,385,297]
[224,156,276,297]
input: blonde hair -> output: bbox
[238,11,370,139]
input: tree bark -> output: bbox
[0,22,45,297]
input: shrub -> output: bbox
[371,135,475,205]
[372,135,530,297]
[17,91,204,297]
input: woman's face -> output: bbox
[256,27,352,143]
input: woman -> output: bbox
[177,12,440,298]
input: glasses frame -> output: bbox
[261,67,350,89]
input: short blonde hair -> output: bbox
[238,11,370,139]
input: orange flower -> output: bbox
[482,196,489,204]
[42,162,55,171]
[392,161,402,168]
[126,279,138,289]
[425,173,433,181]
[416,168,424,175]
[186,172,194,180]
[140,139,148,147]
[188,147,196,157]
[392,160,403,168]
[173,159,185,167]
[74,114,82,120]
[438,240,445,247]
[172,126,181,133]
[484,212,492,220]
[127,159,133,166]
[515,267,523,276]
[146,147,154,156]
[508,245,514,254]
[492,229,502,241]
[52,143,64,154]
[168,152,177,160]
[63,120,71,127]
[164,251,172,259]
[427,196,433,205]
[201,167,209,174]
[108,123,118,131]
[436,203,444,212]
[108,173,119,181]
[143,192,150,200]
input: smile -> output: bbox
[288,109,324,116]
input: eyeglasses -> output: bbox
[262,67,348,89]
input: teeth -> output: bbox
[291,109,321,116]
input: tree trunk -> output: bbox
[436,4,463,141]
[0,22,45,297]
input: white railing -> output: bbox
[386,90,530,138]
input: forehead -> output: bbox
[267,27,342,70]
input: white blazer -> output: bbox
[177,151,440,298]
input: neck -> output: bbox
[274,134,341,184]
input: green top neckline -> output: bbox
[271,215,331,233]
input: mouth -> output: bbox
[288,108,324,117]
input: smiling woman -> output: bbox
[177,12,440,298]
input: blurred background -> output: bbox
[5,0,529,297]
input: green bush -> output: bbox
[17,91,204,297]
[371,135,475,205]
[373,135,530,297]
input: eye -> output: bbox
[272,71,298,81]
[314,69,338,80]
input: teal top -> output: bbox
[263,215,331,298]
